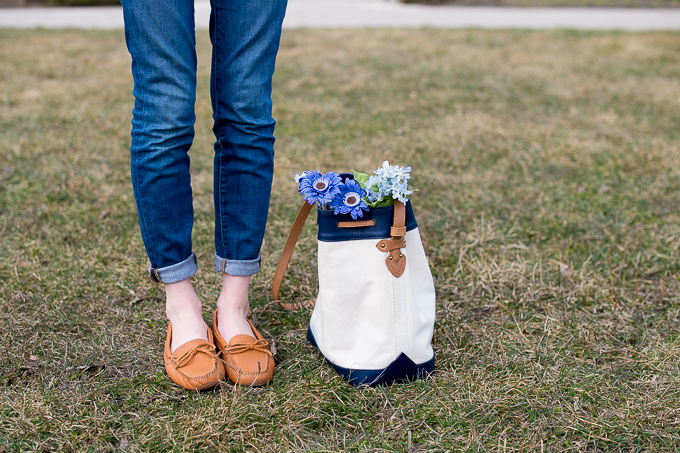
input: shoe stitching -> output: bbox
[165,360,222,381]
[210,313,273,382]
[221,354,271,376]
[166,348,223,381]
[174,364,222,381]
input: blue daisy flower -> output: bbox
[298,170,342,207]
[293,171,308,184]
[329,179,369,220]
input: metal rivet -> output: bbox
[380,243,386,248]
[400,253,404,258]
[389,255,393,260]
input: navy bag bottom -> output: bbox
[307,327,435,387]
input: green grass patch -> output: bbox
[1,28,680,451]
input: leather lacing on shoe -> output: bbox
[172,342,220,369]
[222,339,269,355]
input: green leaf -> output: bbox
[374,198,394,208]
[352,171,370,188]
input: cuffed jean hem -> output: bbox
[148,253,198,283]
[214,254,261,277]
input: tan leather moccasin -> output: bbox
[211,310,275,387]
[164,323,225,391]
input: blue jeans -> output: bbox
[121,0,287,283]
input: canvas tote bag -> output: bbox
[272,192,436,387]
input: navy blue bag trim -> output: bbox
[317,201,418,242]
[316,173,418,243]
[307,327,435,387]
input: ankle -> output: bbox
[215,274,255,341]
[165,278,201,317]
[216,274,251,314]
[163,278,208,352]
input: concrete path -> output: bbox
[1,1,680,30]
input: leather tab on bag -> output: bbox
[338,220,376,228]
[393,200,406,231]
[390,226,407,237]
[378,200,407,278]
[375,237,406,252]
[386,249,406,277]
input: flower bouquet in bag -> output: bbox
[272,162,436,387]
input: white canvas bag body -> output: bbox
[273,187,436,387]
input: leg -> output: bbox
[216,274,251,342]
[209,0,288,341]
[121,0,207,351]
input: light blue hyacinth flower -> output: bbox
[297,170,342,208]
[329,179,370,220]
[365,161,414,205]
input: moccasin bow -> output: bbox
[173,342,218,368]
[222,339,270,355]
[164,323,225,391]
[211,310,275,387]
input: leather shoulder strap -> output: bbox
[271,201,313,309]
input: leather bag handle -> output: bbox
[271,201,313,310]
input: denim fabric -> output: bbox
[151,253,198,284]
[121,0,287,283]
[214,254,260,277]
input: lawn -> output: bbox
[407,0,680,7]
[1,28,680,452]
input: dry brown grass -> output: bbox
[1,28,680,451]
